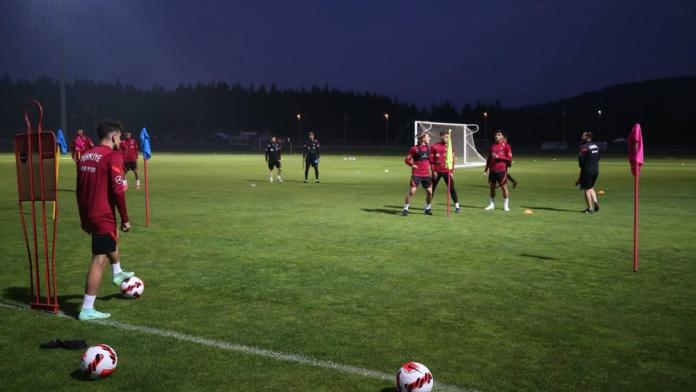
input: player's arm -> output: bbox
[405,148,416,169]
[315,141,320,159]
[109,154,130,230]
[576,148,587,185]
[265,145,269,161]
[499,145,512,164]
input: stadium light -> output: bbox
[483,112,489,138]
[384,113,390,145]
[597,110,603,141]
[296,114,302,143]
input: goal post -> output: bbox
[414,121,486,168]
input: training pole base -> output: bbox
[30,302,60,313]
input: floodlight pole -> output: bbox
[597,110,602,141]
[483,112,488,139]
[296,114,301,150]
[384,113,389,145]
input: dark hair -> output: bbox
[96,119,123,140]
[582,131,593,140]
[495,129,506,138]
[439,130,449,136]
[308,131,315,136]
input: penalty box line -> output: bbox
[0,301,475,392]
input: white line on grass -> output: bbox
[0,301,475,392]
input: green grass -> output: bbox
[1,152,695,391]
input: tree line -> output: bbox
[1,73,693,147]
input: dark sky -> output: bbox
[2,0,695,107]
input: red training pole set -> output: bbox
[14,100,60,312]
[627,123,644,272]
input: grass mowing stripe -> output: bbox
[0,301,475,392]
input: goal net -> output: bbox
[414,121,486,168]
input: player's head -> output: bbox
[124,132,132,140]
[439,130,449,143]
[76,128,84,135]
[270,136,276,143]
[417,132,430,145]
[96,119,124,148]
[581,131,593,142]
[308,131,315,141]
[494,130,505,143]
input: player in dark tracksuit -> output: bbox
[576,131,601,213]
[265,136,283,183]
[303,131,320,183]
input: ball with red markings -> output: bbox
[80,344,118,379]
[120,276,145,299]
[396,362,433,392]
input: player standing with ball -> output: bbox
[483,130,513,211]
[402,132,434,216]
[76,119,135,320]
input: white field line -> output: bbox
[0,301,475,392]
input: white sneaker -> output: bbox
[136,180,141,187]
[504,206,510,212]
[277,177,284,183]
[269,177,273,183]
[484,203,495,210]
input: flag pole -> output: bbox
[144,157,150,227]
[53,146,59,220]
[628,123,643,272]
[633,167,639,272]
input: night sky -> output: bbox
[1,0,695,107]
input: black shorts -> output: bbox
[92,233,117,255]
[267,160,281,170]
[579,172,598,190]
[488,170,508,186]
[410,175,433,189]
[124,161,137,172]
[305,157,319,167]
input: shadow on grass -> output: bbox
[521,205,579,213]
[244,179,308,184]
[379,388,396,392]
[58,188,76,193]
[3,287,125,318]
[519,253,559,260]
[361,208,402,215]
[69,369,97,381]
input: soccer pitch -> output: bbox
[1,152,695,391]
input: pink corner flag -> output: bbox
[628,123,644,176]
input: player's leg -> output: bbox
[507,172,518,188]
[446,174,461,212]
[276,162,283,182]
[584,189,593,212]
[108,246,134,286]
[79,234,114,320]
[403,178,418,216]
[432,173,441,194]
[590,174,599,211]
[313,162,319,182]
[501,182,510,211]
[304,159,310,182]
[424,182,433,215]
[485,174,496,210]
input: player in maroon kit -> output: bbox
[120,131,140,189]
[483,131,513,211]
[431,131,461,213]
[402,132,434,216]
[71,128,94,162]
[76,119,135,320]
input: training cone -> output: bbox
[598,190,606,195]
[523,209,533,214]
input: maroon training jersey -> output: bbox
[77,145,129,235]
[431,141,454,173]
[405,144,433,177]
[486,142,512,172]
[120,138,138,162]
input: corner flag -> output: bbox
[446,129,454,216]
[140,127,152,160]
[56,129,68,155]
[628,123,643,176]
[627,123,643,272]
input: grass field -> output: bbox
[1,152,695,391]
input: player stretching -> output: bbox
[120,131,140,189]
[403,132,434,216]
[483,131,512,211]
[71,128,94,162]
[431,131,461,213]
[76,119,135,320]
[303,131,320,183]
[265,136,283,183]
[575,131,601,213]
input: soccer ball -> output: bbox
[120,276,144,298]
[80,344,117,379]
[396,362,433,392]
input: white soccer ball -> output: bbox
[80,344,118,379]
[120,276,144,299]
[396,362,433,392]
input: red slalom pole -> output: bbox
[447,171,452,217]
[633,168,639,272]
[144,158,150,227]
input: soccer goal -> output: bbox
[414,121,487,168]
